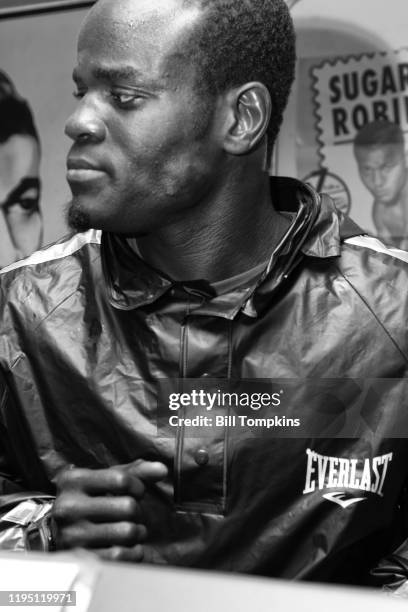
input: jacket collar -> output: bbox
[101,177,363,317]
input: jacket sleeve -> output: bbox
[371,537,408,592]
[370,481,408,591]
[0,369,55,552]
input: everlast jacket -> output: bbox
[1,177,408,587]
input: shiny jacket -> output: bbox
[1,177,408,585]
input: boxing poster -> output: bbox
[302,48,408,246]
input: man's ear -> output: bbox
[223,82,271,156]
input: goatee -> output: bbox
[65,199,92,232]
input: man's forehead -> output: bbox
[356,144,405,164]
[79,0,202,51]
[76,0,204,87]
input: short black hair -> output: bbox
[354,120,404,149]
[174,0,296,151]
[0,70,39,145]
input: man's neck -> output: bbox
[135,169,290,283]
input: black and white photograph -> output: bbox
[0,0,408,610]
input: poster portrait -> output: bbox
[289,0,408,248]
[312,49,408,246]
[0,2,93,268]
[0,70,43,267]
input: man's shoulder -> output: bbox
[337,234,408,342]
[0,229,101,284]
[0,230,102,323]
[341,233,408,269]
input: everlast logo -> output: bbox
[303,448,393,507]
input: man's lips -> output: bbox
[66,158,108,182]
[374,190,392,200]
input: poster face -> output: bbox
[0,5,89,268]
[0,69,44,267]
[297,47,408,248]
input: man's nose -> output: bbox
[65,96,106,143]
[373,170,385,188]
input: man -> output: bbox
[1,0,408,589]
[353,120,408,249]
[0,70,43,268]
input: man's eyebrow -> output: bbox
[72,65,165,91]
[72,65,157,86]
[93,65,145,82]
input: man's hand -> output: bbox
[52,460,168,562]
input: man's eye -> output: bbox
[19,198,38,211]
[7,198,39,214]
[110,91,143,108]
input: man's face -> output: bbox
[65,0,224,235]
[354,144,407,204]
[0,134,42,256]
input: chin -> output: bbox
[65,199,93,232]
[65,198,144,235]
